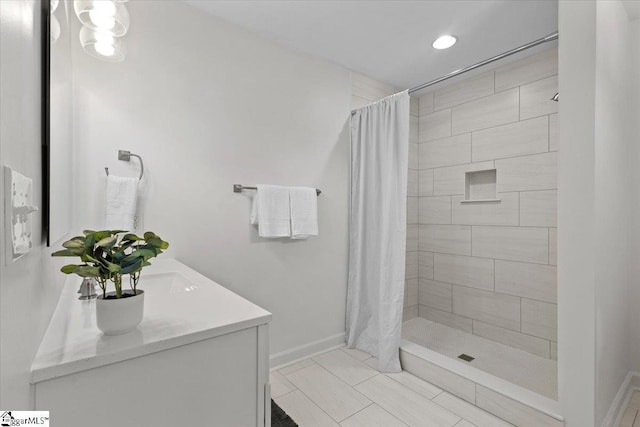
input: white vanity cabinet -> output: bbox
[31,259,272,427]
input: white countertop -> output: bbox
[31,258,272,383]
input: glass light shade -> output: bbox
[50,15,61,43]
[50,0,59,13]
[79,24,126,62]
[74,0,130,37]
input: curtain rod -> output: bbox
[407,32,558,95]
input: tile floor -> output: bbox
[271,346,514,427]
[619,390,640,427]
[402,318,557,399]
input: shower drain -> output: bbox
[458,353,475,362]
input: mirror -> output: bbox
[45,0,74,245]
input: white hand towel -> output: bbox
[105,175,138,231]
[289,186,318,239]
[252,185,291,238]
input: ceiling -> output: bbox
[185,0,558,90]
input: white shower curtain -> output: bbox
[346,90,409,373]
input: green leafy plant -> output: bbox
[52,230,169,298]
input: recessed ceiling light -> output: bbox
[432,35,457,50]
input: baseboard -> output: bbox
[270,332,346,370]
[603,371,640,427]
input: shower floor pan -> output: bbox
[401,317,563,426]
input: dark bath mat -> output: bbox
[272,399,298,427]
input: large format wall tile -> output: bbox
[472,320,551,358]
[406,225,419,251]
[419,196,452,224]
[495,260,557,303]
[472,116,549,162]
[419,92,434,115]
[451,193,519,226]
[405,279,418,307]
[520,75,558,120]
[408,169,418,197]
[494,48,558,92]
[549,113,558,152]
[409,142,419,170]
[418,279,452,312]
[410,115,419,143]
[496,152,557,192]
[419,306,473,333]
[407,197,419,224]
[521,298,557,341]
[472,226,549,264]
[451,88,519,134]
[405,251,418,280]
[420,134,471,169]
[419,169,434,196]
[420,225,472,255]
[520,190,557,227]
[433,161,494,195]
[403,305,419,322]
[419,109,451,142]
[410,96,419,117]
[434,71,495,111]
[549,228,557,266]
[452,286,521,331]
[434,253,494,291]
[419,251,434,279]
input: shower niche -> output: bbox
[462,168,500,203]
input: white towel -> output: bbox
[105,175,138,231]
[289,187,318,239]
[251,185,291,238]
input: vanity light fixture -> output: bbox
[432,35,457,50]
[73,0,130,61]
[73,0,130,37]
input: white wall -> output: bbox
[0,1,69,409]
[630,15,640,376]
[631,2,640,376]
[70,1,351,361]
[558,1,597,425]
[559,1,640,426]
[594,1,637,424]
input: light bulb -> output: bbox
[95,42,115,57]
[94,32,115,56]
[432,35,457,50]
[89,10,116,29]
[92,0,116,16]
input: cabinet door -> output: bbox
[36,328,259,427]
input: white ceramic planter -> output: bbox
[96,290,144,335]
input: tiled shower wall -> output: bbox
[415,48,559,360]
[350,72,421,320]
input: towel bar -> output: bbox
[233,184,321,196]
[105,150,144,181]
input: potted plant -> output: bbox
[52,230,169,335]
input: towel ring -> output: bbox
[105,150,144,181]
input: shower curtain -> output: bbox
[346,90,409,373]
